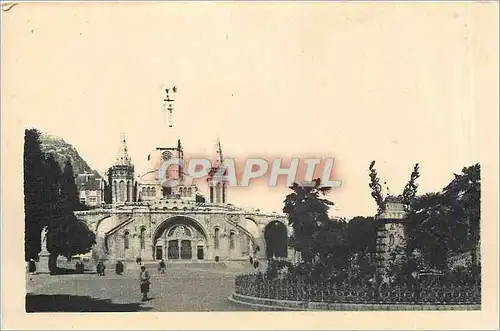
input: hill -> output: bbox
[40,134,102,179]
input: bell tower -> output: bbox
[108,133,135,204]
[375,195,407,279]
[207,139,227,204]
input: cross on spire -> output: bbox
[162,86,177,128]
[115,132,131,166]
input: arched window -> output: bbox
[215,183,222,202]
[214,228,220,249]
[141,187,146,197]
[229,231,235,250]
[152,187,156,197]
[119,181,126,202]
[140,227,146,249]
[124,231,130,250]
[187,187,192,197]
[389,234,395,247]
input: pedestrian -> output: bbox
[158,259,166,274]
[139,265,151,301]
[28,259,37,275]
[97,260,105,276]
[116,260,124,275]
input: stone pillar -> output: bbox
[112,180,117,204]
[191,241,197,260]
[37,227,50,274]
[255,237,266,260]
[128,181,133,202]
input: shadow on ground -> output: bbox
[56,267,97,275]
[35,268,97,276]
[26,294,152,312]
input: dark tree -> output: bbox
[405,164,481,272]
[443,164,481,266]
[24,129,46,261]
[283,178,334,264]
[402,163,420,210]
[24,131,97,273]
[45,158,96,273]
[368,161,384,215]
[344,216,378,282]
[347,216,377,255]
[406,193,453,270]
[47,215,95,260]
[60,159,80,212]
[315,218,350,278]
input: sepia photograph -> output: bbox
[1,1,499,330]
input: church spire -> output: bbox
[115,132,132,166]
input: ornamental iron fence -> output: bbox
[234,274,480,305]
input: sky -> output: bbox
[3,3,481,218]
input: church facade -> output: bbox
[76,135,291,263]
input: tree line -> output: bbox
[24,128,96,274]
[279,161,480,285]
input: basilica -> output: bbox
[76,134,291,264]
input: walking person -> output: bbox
[96,260,106,276]
[28,258,37,275]
[139,265,151,301]
[75,261,83,274]
[158,259,166,274]
[115,260,124,275]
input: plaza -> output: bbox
[26,262,259,312]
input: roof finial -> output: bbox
[115,132,131,166]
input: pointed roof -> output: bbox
[115,133,132,166]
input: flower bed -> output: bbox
[234,274,481,305]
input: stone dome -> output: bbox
[137,149,181,185]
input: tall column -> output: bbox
[112,180,117,204]
[127,181,133,202]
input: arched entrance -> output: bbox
[167,225,193,259]
[264,221,288,259]
[153,216,207,261]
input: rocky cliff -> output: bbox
[40,134,102,179]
